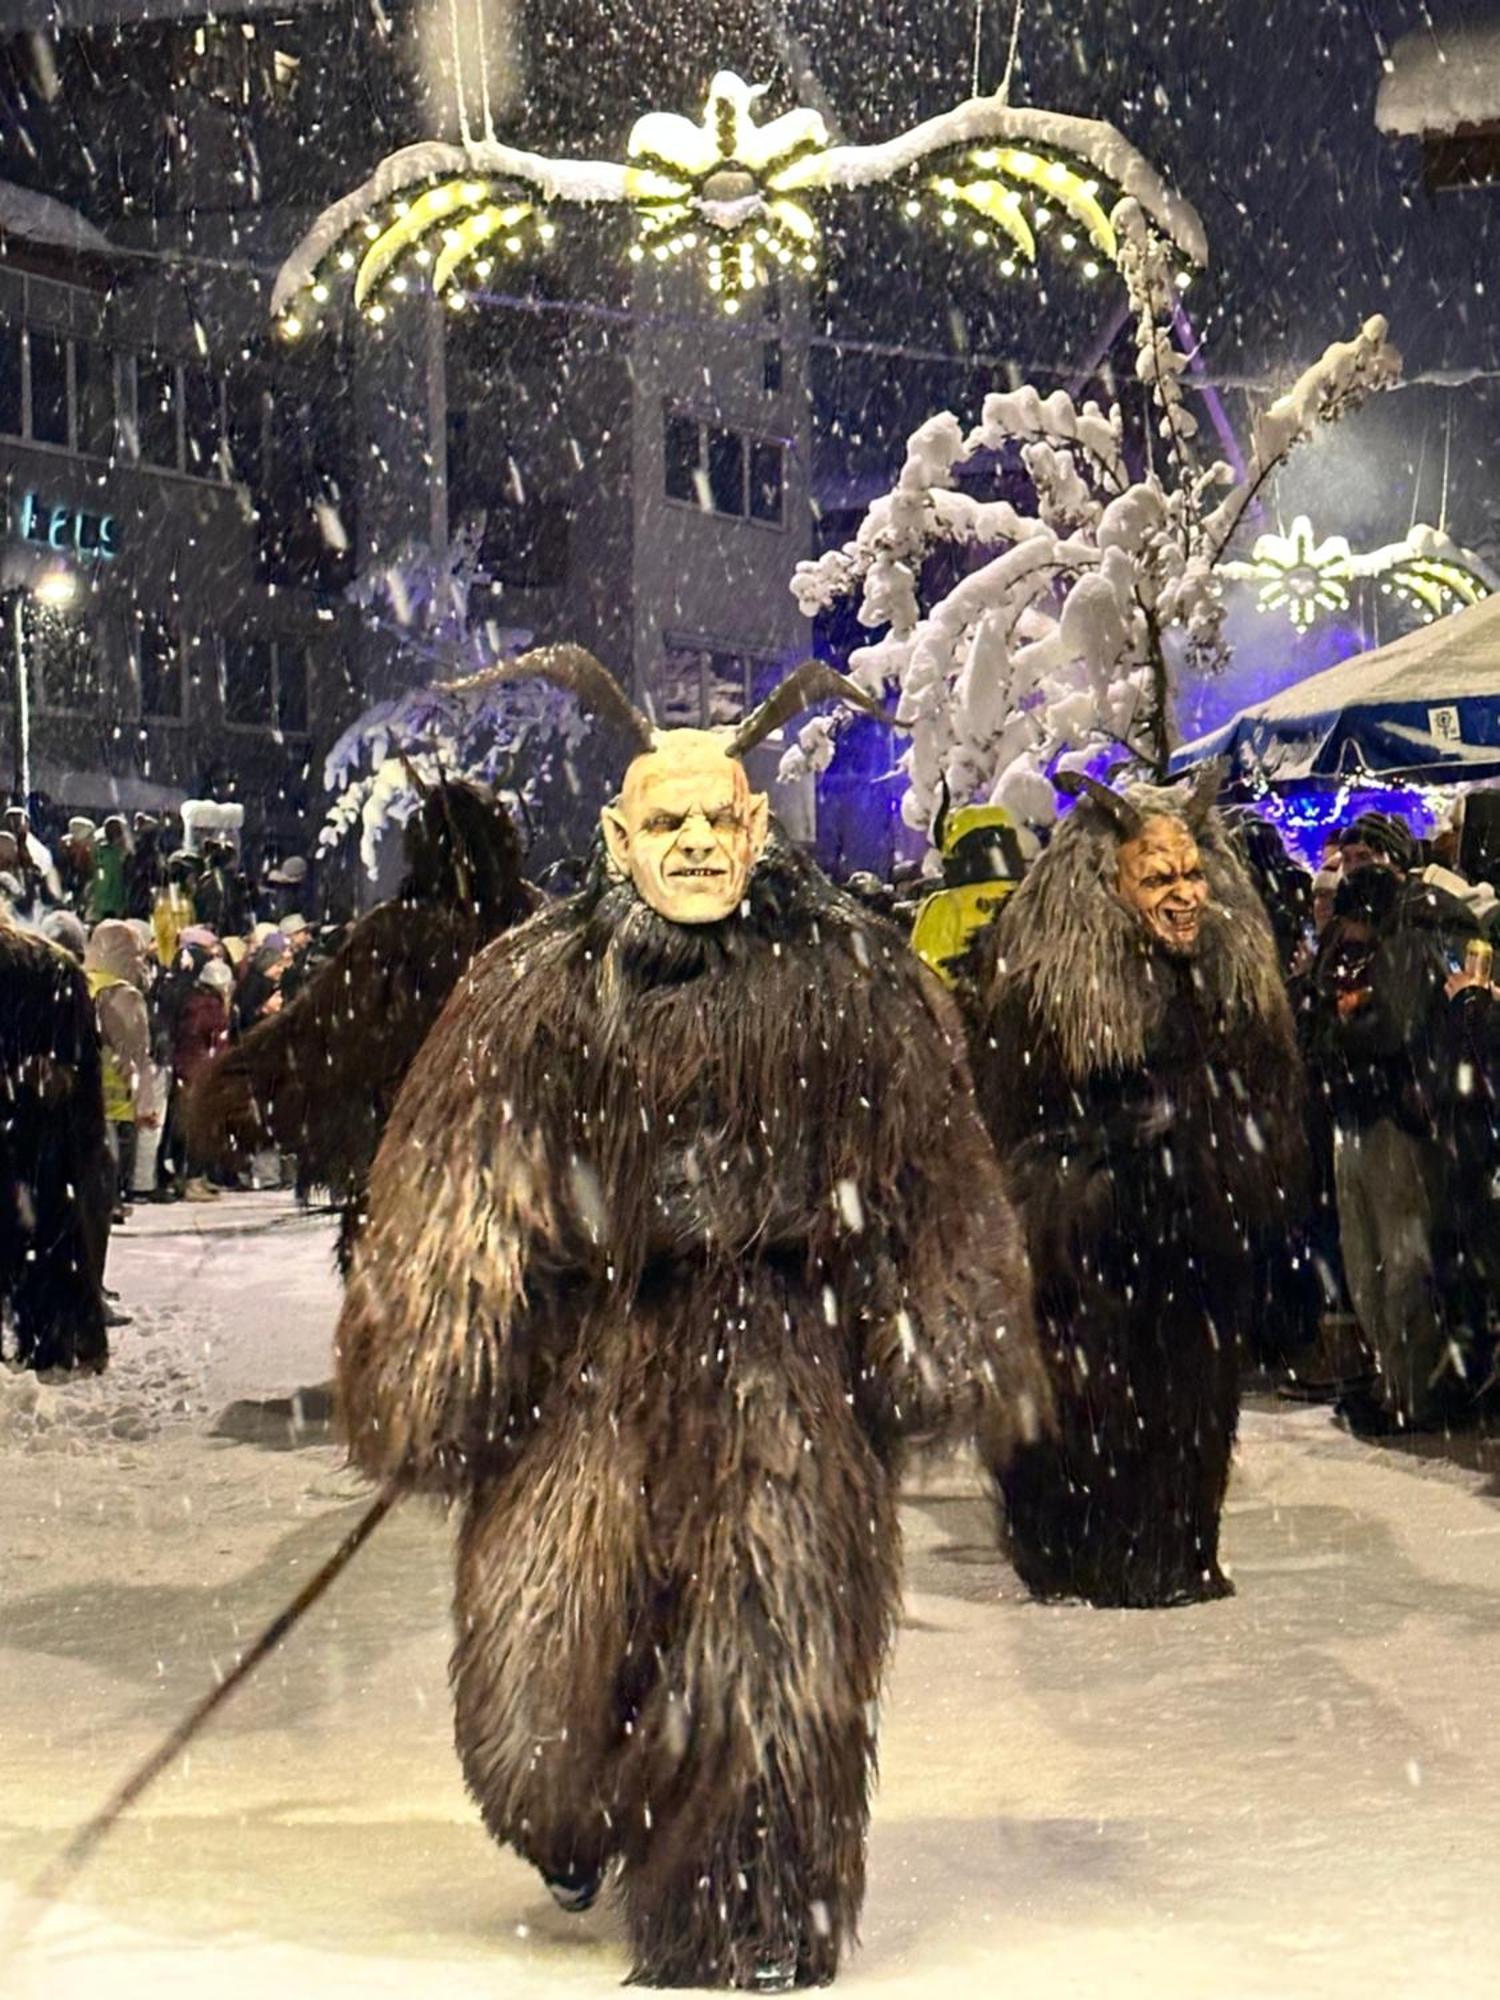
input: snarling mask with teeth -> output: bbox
[445,644,883,925]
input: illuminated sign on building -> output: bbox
[17,491,121,560]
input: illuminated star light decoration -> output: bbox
[1223,516,1495,633]
[270,70,1207,336]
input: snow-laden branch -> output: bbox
[787,221,1402,856]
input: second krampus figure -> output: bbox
[968,770,1304,1609]
[336,648,1047,1989]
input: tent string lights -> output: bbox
[271,69,1206,334]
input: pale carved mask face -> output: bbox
[1116,817,1209,955]
[601,732,770,924]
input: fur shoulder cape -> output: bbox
[337,837,1049,1492]
[977,785,1295,1081]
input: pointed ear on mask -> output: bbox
[746,788,771,857]
[601,801,631,877]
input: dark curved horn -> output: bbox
[726,658,887,759]
[443,644,654,754]
[1181,758,1224,831]
[1054,769,1146,840]
[932,773,953,853]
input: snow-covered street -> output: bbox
[3,1193,1500,2000]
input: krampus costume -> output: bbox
[0,911,110,1372]
[969,770,1302,1609]
[336,647,1046,1990]
[185,781,537,1267]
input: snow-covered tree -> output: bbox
[324,526,586,876]
[786,201,1402,851]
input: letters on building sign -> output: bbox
[18,492,121,560]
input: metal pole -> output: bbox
[11,590,28,804]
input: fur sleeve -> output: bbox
[334,908,594,1494]
[851,951,1052,1464]
[184,902,475,1194]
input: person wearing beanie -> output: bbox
[1338,811,1418,875]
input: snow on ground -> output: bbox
[4,1192,1500,1998]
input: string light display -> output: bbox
[1223,514,1494,634]
[271,70,1205,335]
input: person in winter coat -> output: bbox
[186,783,540,1265]
[168,959,233,1201]
[1309,858,1457,1429]
[231,936,291,1035]
[125,814,167,921]
[86,815,131,923]
[968,768,1305,1608]
[57,817,98,912]
[1,905,110,1371]
[152,851,199,967]
[83,919,156,1223]
[335,647,1048,1990]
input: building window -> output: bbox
[663,409,702,504]
[133,611,183,719]
[29,332,70,447]
[663,406,787,527]
[762,339,783,394]
[225,375,269,487]
[75,343,116,459]
[136,357,179,469]
[707,427,745,517]
[276,643,309,733]
[24,601,100,713]
[0,324,20,436]
[223,634,311,734]
[657,639,781,728]
[183,365,223,478]
[749,439,784,525]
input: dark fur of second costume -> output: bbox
[968,786,1304,1609]
[0,922,110,1372]
[185,783,537,1267]
[338,835,1047,1988]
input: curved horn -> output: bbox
[443,644,654,754]
[1181,758,1225,831]
[726,658,888,759]
[1054,769,1146,840]
[932,773,953,854]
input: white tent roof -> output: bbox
[1178,592,1500,783]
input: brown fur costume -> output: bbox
[0,918,110,1372]
[185,783,537,1264]
[968,781,1303,1608]
[337,833,1047,1988]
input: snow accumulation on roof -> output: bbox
[1252,590,1500,721]
[1376,23,1500,139]
[0,179,110,254]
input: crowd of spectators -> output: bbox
[0,799,328,1233]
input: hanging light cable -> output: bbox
[1000,0,1026,104]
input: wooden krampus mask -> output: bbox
[445,646,884,925]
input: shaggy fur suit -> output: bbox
[337,839,1047,1987]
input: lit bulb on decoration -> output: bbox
[940,207,956,226]
[1060,233,1077,251]
[1034,207,1051,226]
[390,273,409,293]
[972,230,989,247]
[338,249,355,270]
[1083,260,1099,278]
[904,198,921,218]
[538,222,557,242]
[417,247,434,265]
[368,302,387,324]
[505,235,523,252]
[1175,271,1191,291]
[363,221,380,241]
[311,282,329,302]
[394,199,410,217]
[1000,258,1017,276]
[447,290,467,311]
[474,259,493,279]
[799,254,816,272]
[629,244,645,262]
[723,297,740,315]
[278,314,303,341]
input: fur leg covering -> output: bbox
[451,1277,900,1988]
[995,1286,1238,1608]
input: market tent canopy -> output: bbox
[1174,591,1500,787]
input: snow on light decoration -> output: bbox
[1222,515,1494,633]
[270,70,1207,332]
